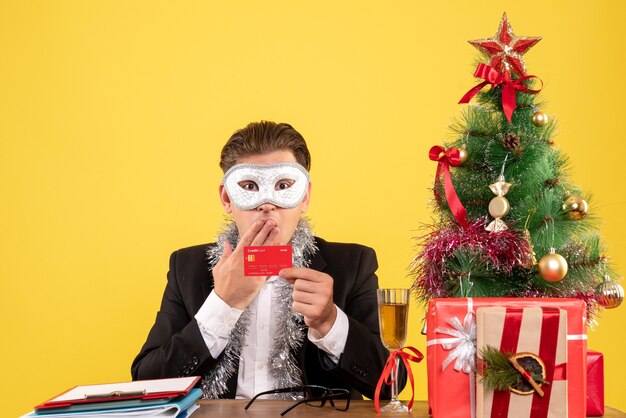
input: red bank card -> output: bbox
[243,245,292,276]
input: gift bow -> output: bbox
[429,145,468,229]
[459,63,542,122]
[374,346,424,413]
[434,312,477,374]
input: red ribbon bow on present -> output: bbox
[459,63,542,122]
[429,146,468,229]
[374,346,424,413]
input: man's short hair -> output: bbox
[219,121,311,173]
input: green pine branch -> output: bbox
[479,346,545,392]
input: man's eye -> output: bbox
[275,179,295,191]
[238,181,259,191]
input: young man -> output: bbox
[131,121,405,399]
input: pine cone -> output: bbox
[502,133,521,150]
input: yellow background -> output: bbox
[2,1,625,416]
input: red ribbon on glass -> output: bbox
[429,146,468,229]
[459,63,542,123]
[374,346,424,413]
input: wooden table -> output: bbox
[195,399,626,417]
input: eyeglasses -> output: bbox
[244,385,351,416]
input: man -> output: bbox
[131,121,405,400]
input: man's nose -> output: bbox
[256,202,277,211]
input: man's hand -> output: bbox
[212,219,280,309]
[279,268,337,337]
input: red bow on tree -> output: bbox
[429,146,468,229]
[459,63,542,122]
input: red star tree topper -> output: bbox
[469,13,541,77]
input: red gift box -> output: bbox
[586,350,604,416]
[426,298,587,418]
[476,306,568,418]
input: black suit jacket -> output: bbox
[131,237,405,399]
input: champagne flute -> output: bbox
[377,288,410,412]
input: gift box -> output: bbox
[426,298,587,418]
[475,306,568,418]
[586,350,604,416]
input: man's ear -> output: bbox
[219,185,232,213]
[300,182,312,213]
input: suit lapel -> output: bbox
[309,239,327,272]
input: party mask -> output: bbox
[222,162,310,210]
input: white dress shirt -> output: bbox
[194,276,349,399]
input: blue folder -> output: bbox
[21,388,203,418]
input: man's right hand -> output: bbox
[212,219,280,309]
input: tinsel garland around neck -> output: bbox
[200,217,318,399]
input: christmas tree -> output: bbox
[411,13,623,321]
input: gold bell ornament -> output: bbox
[520,229,538,269]
[595,274,624,309]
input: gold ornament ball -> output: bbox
[538,252,568,282]
[595,279,624,309]
[532,111,549,127]
[457,147,468,164]
[488,196,510,218]
[563,195,589,220]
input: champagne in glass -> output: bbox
[377,288,410,412]
[379,302,409,349]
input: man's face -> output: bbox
[219,150,311,245]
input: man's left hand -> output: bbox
[279,268,337,337]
